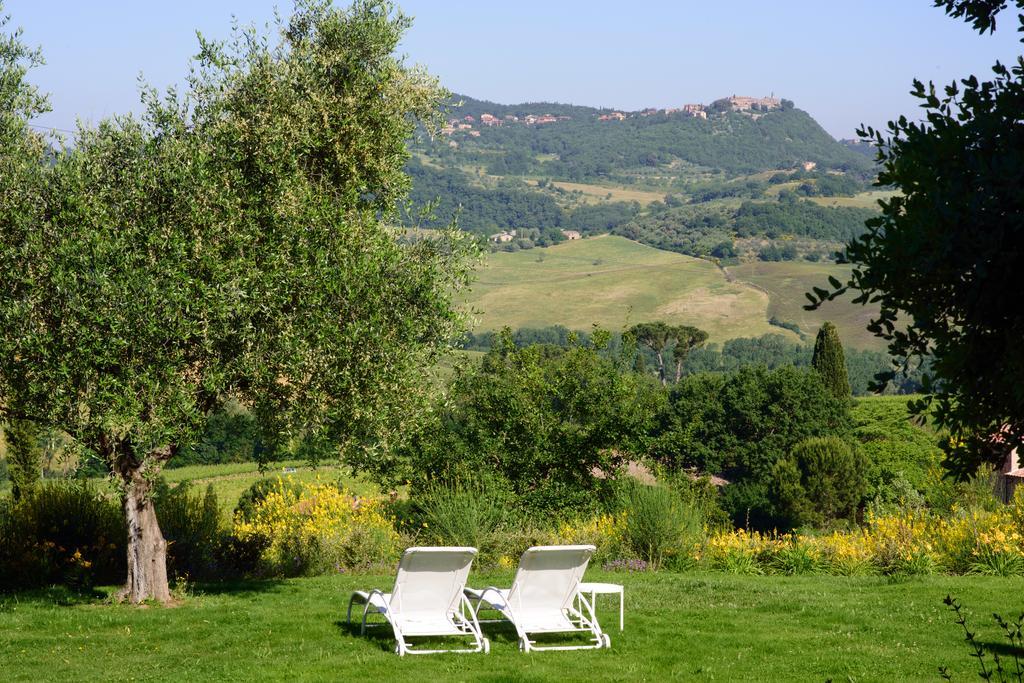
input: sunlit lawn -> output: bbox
[0,571,1013,681]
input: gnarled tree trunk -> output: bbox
[115,450,172,604]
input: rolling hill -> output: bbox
[465,234,884,350]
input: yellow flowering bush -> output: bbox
[233,478,400,576]
[556,513,625,564]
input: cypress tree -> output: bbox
[811,321,850,399]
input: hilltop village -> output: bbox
[440,95,784,136]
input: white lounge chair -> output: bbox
[347,546,489,656]
[464,544,609,652]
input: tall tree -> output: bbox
[629,322,674,384]
[0,0,475,603]
[806,0,1024,478]
[672,325,709,382]
[811,322,850,400]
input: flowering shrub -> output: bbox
[542,488,1024,577]
[0,482,125,591]
[232,478,400,576]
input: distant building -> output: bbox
[725,95,781,112]
[480,113,502,126]
[598,111,626,122]
[681,104,707,119]
[561,230,582,240]
[802,161,818,172]
[468,130,481,137]
[463,115,476,123]
[490,231,515,243]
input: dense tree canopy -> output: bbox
[807,0,1024,478]
[0,0,474,602]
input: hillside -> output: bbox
[422,94,872,180]
[466,234,884,350]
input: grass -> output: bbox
[469,235,883,349]
[807,190,897,209]
[0,571,1013,681]
[469,235,782,343]
[525,179,667,205]
[728,259,885,351]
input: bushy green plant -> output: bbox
[0,481,125,591]
[235,478,304,523]
[232,480,400,576]
[617,480,704,570]
[771,436,867,529]
[402,330,663,515]
[154,480,225,581]
[412,482,510,565]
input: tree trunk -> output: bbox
[656,351,666,386]
[117,467,171,604]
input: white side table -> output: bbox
[578,582,624,631]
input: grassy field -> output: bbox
[469,235,783,343]
[469,235,883,349]
[728,259,885,351]
[806,190,897,209]
[525,179,667,205]
[0,571,1012,681]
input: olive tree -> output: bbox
[0,0,475,602]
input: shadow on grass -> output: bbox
[978,639,1024,660]
[0,585,107,608]
[190,577,287,598]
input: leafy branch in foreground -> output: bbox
[805,0,1024,479]
[941,595,1024,681]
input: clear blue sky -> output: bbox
[5,0,1022,138]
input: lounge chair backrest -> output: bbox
[506,545,595,613]
[390,546,477,616]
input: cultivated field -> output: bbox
[0,572,1008,681]
[728,259,885,350]
[468,235,782,342]
[806,190,896,209]
[469,235,883,349]
[525,179,667,205]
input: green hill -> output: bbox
[466,234,884,350]
[426,94,872,179]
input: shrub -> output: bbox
[557,513,625,566]
[412,482,510,565]
[771,436,867,529]
[154,480,225,581]
[232,479,400,576]
[235,477,304,523]
[0,481,125,591]
[617,480,704,570]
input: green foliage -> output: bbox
[811,321,851,399]
[616,479,704,570]
[851,396,941,503]
[234,478,304,524]
[656,365,852,529]
[412,482,510,564]
[153,480,224,581]
[0,1,475,598]
[3,418,40,500]
[771,436,867,529]
[617,198,876,259]
[0,481,125,591]
[418,94,871,180]
[806,3,1024,478]
[401,330,664,513]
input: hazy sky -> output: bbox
[5,0,1022,138]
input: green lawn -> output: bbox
[0,571,1011,681]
